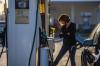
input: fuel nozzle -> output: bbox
[39,28,48,47]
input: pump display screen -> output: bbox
[15,0,29,24]
[15,0,29,9]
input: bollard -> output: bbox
[40,47,49,66]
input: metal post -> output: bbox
[40,47,49,66]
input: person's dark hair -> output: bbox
[59,15,70,23]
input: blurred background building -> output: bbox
[49,0,100,36]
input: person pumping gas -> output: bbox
[54,14,76,66]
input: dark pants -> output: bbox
[54,44,76,66]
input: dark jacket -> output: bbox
[59,22,76,45]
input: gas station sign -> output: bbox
[15,0,29,24]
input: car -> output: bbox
[76,23,100,46]
[76,23,100,66]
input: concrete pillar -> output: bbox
[70,5,75,23]
[45,0,49,36]
[97,4,100,23]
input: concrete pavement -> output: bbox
[53,40,95,66]
[0,40,95,66]
[0,47,7,66]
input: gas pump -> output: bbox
[8,0,42,66]
[8,0,53,66]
